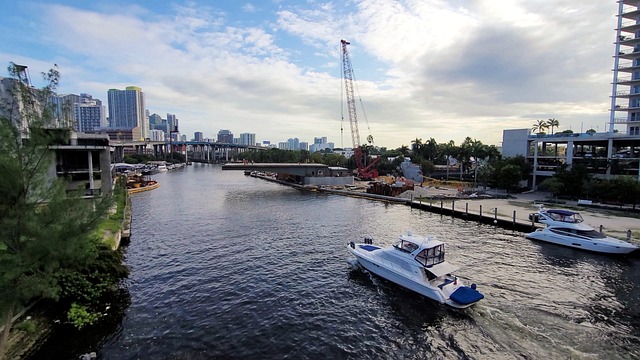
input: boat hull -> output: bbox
[353,251,446,303]
[526,230,637,254]
[347,244,482,309]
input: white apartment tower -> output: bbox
[612,0,640,136]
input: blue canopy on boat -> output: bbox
[450,286,484,305]
[547,209,577,216]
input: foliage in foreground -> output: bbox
[0,63,128,357]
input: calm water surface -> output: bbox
[30,164,640,359]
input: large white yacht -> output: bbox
[347,231,484,309]
[526,207,638,255]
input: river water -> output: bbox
[28,164,640,359]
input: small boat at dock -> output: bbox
[347,231,484,308]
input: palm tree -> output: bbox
[424,138,438,162]
[532,119,548,134]
[546,118,559,134]
[411,138,423,158]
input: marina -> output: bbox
[25,165,640,359]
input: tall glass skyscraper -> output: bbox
[107,86,147,140]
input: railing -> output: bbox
[614,117,639,122]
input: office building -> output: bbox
[149,113,163,130]
[167,113,177,133]
[108,86,147,140]
[240,133,256,146]
[217,129,233,143]
[194,131,204,141]
[74,96,106,132]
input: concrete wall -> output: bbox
[502,129,530,158]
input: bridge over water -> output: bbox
[111,140,265,163]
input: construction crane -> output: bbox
[340,39,379,180]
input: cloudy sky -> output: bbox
[0,0,619,149]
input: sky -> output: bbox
[0,0,620,149]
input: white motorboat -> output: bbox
[526,207,638,254]
[347,231,484,309]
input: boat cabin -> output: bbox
[545,209,584,223]
[393,238,419,253]
[415,244,445,267]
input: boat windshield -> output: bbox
[550,228,607,239]
[393,239,419,253]
[547,211,583,223]
[414,244,445,267]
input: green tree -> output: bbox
[540,177,563,198]
[496,164,523,193]
[0,63,114,356]
[546,118,559,134]
[532,119,548,134]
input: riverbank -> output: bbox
[253,173,640,244]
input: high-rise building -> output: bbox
[74,96,106,132]
[149,113,162,129]
[167,113,177,133]
[194,131,204,141]
[314,136,328,145]
[217,129,233,143]
[287,137,300,150]
[108,86,147,140]
[150,129,165,141]
[299,142,309,151]
[612,1,640,136]
[239,133,256,146]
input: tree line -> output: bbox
[238,136,533,193]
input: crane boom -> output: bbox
[341,39,361,150]
[341,39,378,179]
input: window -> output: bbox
[415,244,445,267]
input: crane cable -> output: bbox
[350,57,374,145]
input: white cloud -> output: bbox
[3,0,622,148]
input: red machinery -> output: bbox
[340,39,379,180]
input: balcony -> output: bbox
[615,76,640,85]
[618,20,640,33]
[613,117,640,123]
[616,50,640,60]
[618,36,640,47]
[612,90,640,98]
[621,1,640,8]
[620,8,640,20]
[616,62,640,73]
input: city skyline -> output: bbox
[0,1,619,148]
